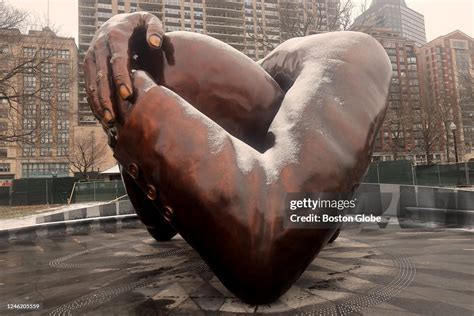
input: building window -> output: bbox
[57,131,69,144]
[58,92,69,102]
[22,118,36,129]
[97,11,112,19]
[0,46,10,54]
[0,163,10,172]
[40,132,53,144]
[57,63,69,77]
[22,146,35,157]
[22,163,69,177]
[451,40,467,50]
[0,122,7,132]
[23,47,36,57]
[57,119,69,130]
[41,62,53,75]
[97,3,112,9]
[40,48,53,58]
[0,149,7,157]
[40,145,52,156]
[23,75,36,90]
[57,145,68,157]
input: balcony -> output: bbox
[206,22,245,31]
[206,14,244,22]
[205,4,244,15]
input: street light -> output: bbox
[450,122,459,163]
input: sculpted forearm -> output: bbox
[261,32,392,192]
[115,85,254,206]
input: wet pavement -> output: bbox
[0,226,472,315]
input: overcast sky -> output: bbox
[6,0,474,45]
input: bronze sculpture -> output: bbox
[84,12,391,304]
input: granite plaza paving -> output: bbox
[0,224,472,315]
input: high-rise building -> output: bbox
[77,0,341,125]
[418,30,474,162]
[351,0,426,46]
[0,28,77,179]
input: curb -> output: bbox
[36,200,135,224]
[0,214,142,242]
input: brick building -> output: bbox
[418,30,474,162]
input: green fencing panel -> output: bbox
[415,165,440,186]
[74,182,96,202]
[10,179,28,205]
[363,162,379,183]
[74,180,127,203]
[117,182,127,197]
[94,181,119,201]
[10,177,76,206]
[439,163,468,186]
[0,187,10,205]
[51,178,77,204]
[377,160,414,185]
[11,178,47,205]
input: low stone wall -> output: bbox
[36,200,134,224]
[0,214,142,242]
[352,183,474,228]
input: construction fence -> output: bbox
[72,180,126,203]
[0,178,126,206]
[0,177,77,206]
[364,160,474,186]
[0,161,472,206]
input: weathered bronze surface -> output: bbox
[84,12,391,304]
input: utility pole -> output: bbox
[47,0,50,28]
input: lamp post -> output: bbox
[470,114,473,155]
[450,122,459,163]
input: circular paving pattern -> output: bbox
[45,233,416,315]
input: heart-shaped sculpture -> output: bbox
[110,31,391,304]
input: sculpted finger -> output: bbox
[108,29,133,101]
[142,13,165,49]
[83,51,102,120]
[94,48,115,126]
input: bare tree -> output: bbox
[416,109,442,164]
[0,1,27,29]
[458,69,474,156]
[67,134,108,180]
[387,118,406,161]
[248,0,354,53]
[0,4,76,145]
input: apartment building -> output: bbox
[0,28,77,179]
[350,27,440,163]
[78,0,341,125]
[418,30,474,162]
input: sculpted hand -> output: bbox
[83,12,165,126]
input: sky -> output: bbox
[6,0,474,45]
